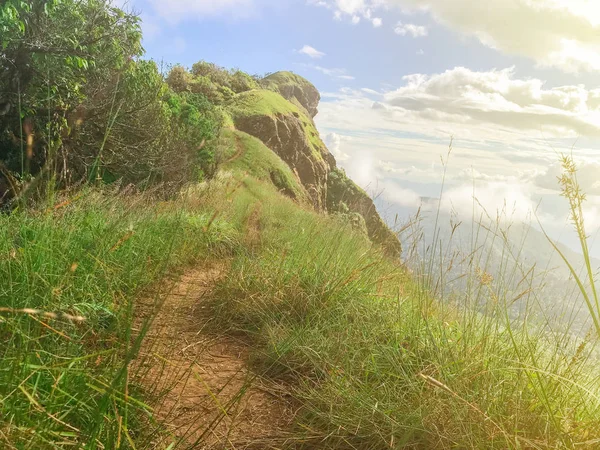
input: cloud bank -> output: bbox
[311,0,600,73]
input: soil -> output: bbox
[135,263,294,449]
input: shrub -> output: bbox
[230,70,259,93]
[165,65,191,93]
[0,0,143,193]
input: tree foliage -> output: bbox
[167,61,258,104]
[0,0,222,203]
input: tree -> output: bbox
[0,0,143,196]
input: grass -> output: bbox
[2,139,600,448]
[547,154,600,338]
[206,168,600,448]
[227,90,299,118]
[221,128,309,202]
[226,89,327,161]
[260,71,319,115]
[0,187,240,448]
[261,71,314,91]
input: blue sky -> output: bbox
[133,0,599,92]
[128,0,600,254]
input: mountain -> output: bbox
[223,71,402,256]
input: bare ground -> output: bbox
[135,262,294,449]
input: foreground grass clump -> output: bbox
[0,188,239,448]
[209,183,600,449]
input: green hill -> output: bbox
[1,2,599,448]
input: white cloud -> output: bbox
[312,65,355,80]
[314,69,600,204]
[383,67,600,138]
[324,132,351,161]
[310,0,600,72]
[416,49,425,55]
[317,67,600,148]
[309,0,386,28]
[361,88,381,95]
[379,182,423,208]
[440,182,541,224]
[298,45,326,59]
[394,22,428,37]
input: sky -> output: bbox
[126,0,600,255]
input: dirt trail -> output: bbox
[224,135,244,164]
[136,264,293,449]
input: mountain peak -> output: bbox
[261,71,321,118]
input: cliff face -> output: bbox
[226,72,401,256]
[327,168,402,256]
[234,113,331,210]
[227,89,334,211]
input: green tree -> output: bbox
[0,0,143,195]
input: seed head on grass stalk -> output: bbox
[541,154,600,339]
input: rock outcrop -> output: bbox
[261,71,320,118]
[327,168,402,256]
[234,112,331,210]
[227,72,401,256]
[227,89,334,211]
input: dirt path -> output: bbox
[224,135,244,165]
[135,264,293,449]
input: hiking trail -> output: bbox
[136,263,293,449]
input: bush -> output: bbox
[0,0,144,193]
[0,2,228,200]
[164,91,223,180]
[165,65,191,93]
[230,70,259,93]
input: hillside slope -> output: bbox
[3,65,600,448]
[224,71,402,256]
[2,3,600,446]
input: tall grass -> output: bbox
[207,162,600,448]
[0,186,240,448]
[543,154,600,338]
[3,142,600,448]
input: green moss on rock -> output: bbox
[221,129,308,203]
[261,71,321,118]
[227,90,329,164]
[328,168,401,256]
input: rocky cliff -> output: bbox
[226,72,401,256]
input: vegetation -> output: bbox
[227,89,328,162]
[0,188,240,447]
[166,62,259,105]
[1,1,599,449]
[0,0,222,203]
[221,128,309,202]
[208,173,600,449]
[327,167,369,211]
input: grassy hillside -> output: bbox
[2,2,600,448]
[2,134,600,447]
[227,89,328,161]
[220,128,309,202]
